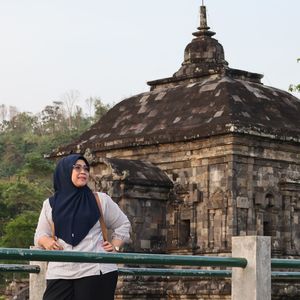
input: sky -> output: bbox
[0,0,299,115]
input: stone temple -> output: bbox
[50,4,300,299]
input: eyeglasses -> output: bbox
[72,164,90,172]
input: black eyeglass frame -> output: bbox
[72,164,90,172]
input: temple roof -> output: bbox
[98,158,173,188]
[49,5,300,158]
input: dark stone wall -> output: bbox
[87,134,300,299]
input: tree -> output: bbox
[85,97,95,119]
[0,95,112,293]
[0,211,39,248]
[94,98,111,121]
[289,58,300,93]
[1,180,46,217]
[19,152,54,180]
[38,102,66,135]
[0,105,7,123]
[60,90,80,129]
[2,112,37,134]
[0,95,111,249]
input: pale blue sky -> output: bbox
[0,0,299,114]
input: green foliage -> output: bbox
[84,97,111,123]
[0,211,39,248]
[0,113,41,177]
[0,97,110,248]
[0,97,111,293]
[0,112,38,134]
[19,152,54,179]
[94,98,111,121]
[289,83,300,93]
[1,180,46,216]
[289,58,300,93]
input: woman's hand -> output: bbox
[102,240,124,252]
[102,241,115,252]
[38,236,63,250]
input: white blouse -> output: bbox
[34,192,131,280]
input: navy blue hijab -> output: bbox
[49,154,100,246]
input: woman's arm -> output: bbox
[100,193,131,251]
[34,200,63,250]
[38,236,63,250]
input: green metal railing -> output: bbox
[0,248,247,268]
[272,272,300,280]
[0,247,242,279]
[271,258,300,280]
[0,264,231,277]
[0,264,40,274]
[271,258,300,269]
[1,263,300,280]
[1,248,300,280]
[101,267,231,277]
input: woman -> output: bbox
[34,154,131,300]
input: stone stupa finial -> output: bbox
[193,3,215,37]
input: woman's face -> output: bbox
[71,159,90,188]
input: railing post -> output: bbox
[29,260,47,300]
[232,236,271,300]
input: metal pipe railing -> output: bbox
[0,264,40,273]
[1,263,300,280]
[0,263,232,277]
[271,258,300,269]
[272,271,300,280]
[118,267,232,277]
[0,248,247,268]
[2,238,300,300]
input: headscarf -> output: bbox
[49,154,100,246]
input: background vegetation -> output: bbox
[289,58,300,93]
[0,96,111,293]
